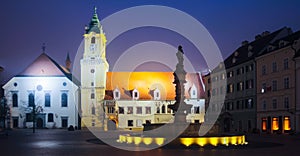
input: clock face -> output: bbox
[90,44,96,52]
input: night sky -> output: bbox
[1,0,300,84]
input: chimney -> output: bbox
[65,53,71,72]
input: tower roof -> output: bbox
[86,6,102,34]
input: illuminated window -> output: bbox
[227,84,234,93]
[272,117,279,131]
[45,93,50,107]
[28,93,34,107]
[284,116,291,131]
[237,82,244,91]
[227,71,234,78]
[262,118,267,131]
[12,93,18,107]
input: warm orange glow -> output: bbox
[284,116,291,131]
[262,118,267,131]
[106,72,203,100]
[272,117,279,131]
[195,138,207,146]
[120,135,246,147]
[180,138,195,147]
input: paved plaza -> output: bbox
[0,129,299,156]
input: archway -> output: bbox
[36,117,44,128]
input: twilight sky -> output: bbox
[1,0,300,84]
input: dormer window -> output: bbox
[154,88,160,100]
[132,88,139,100]
[113,88,120,100]
[268,45,275,52]
[232,57,236,64]
[279,40,288,48]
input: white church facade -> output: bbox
[3,53,80,129]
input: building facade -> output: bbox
[3,53,79,129]
[256,31,300,133]
[204,27,292,133]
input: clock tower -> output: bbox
[80,7,109,128]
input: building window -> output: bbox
[119,107,124,114]
[220,86,224,94]
[91,93,95,99]
[221,73,226,80]
[146,107,151,114]
[136,107,142,114]
[227,71,234,78]
[91,106,95,115]
[61,117,68,128]
[128,120,133,127]
[91,82,94,86]
[162,105,166,113]
[284,58,289,70]
[91,37,96,44]
[272,117,279,131]
[45,93,50,107]
[212,88,217,96]
[246,98,253,109]
[227,84,234,93]
[237,82,244,91]
[194,106,200,114]
[262,118,267,131]
[61,93,68,107]
[262,65,266,75]
[48,113,54,122]
[284,116,291,131]
[246,79,253,89]
[284,77,289,89]
[12,93,18,107]
[136,119,143,127]
[246,64,253,72]
[26,113,33,122]
[272,99,277,109]
[272,80,277,91]
[284,97,289,109]
[127,107,133,114]
[262,100,267,110]
[272,62,277,72]
[107,106,115,114]
[28,93,34,107]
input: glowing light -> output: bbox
[209,137,219,146]
[126,136,133,144]
[134,137,142,145]
[195,138,207,146]
[284,116,291,131]
[262,118,267,131]
[180,138,194,147]
[272,117,279,131]
[143,138,153,145]
[155,138,165,146]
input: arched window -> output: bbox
[45,93,51,107]
[28,93,34,107]
[91,106,95,115]
[48,113,54,122]
[162,105,166,114]
[61,93,68,107]
[12,93,18,107]
[91,37,96,44]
